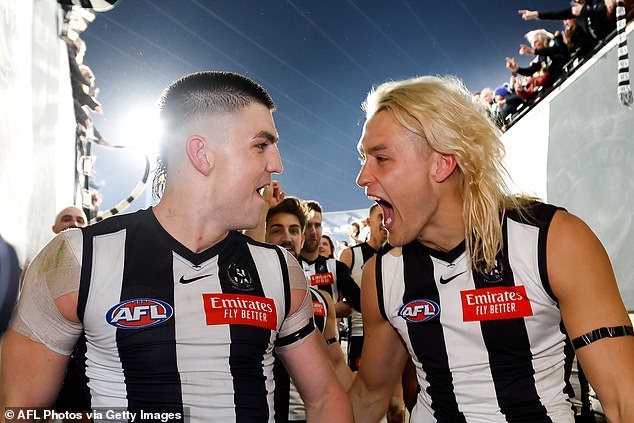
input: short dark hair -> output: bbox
[266,197,307,230]
[302,200,322,215]
[368,203,380,216]
[153,71,275,198]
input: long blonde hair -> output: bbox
[363,75,527,273]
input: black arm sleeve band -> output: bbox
[276,318,315,348]
[325,337,337,345]
[571,325,633,350]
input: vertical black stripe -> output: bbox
[117,220,183,419]
[77,228,94,322]
[375,250,387,321]
[349,245,356,270]
[533,204,561,303]
[473,216,550,422]
[218,238,272,422]
[404,242,466,423]
[360,242,377,262]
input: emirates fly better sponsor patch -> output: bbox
[203,293,277,330]
[461,285,533,321]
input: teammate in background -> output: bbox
[348,75,634,422]
[339,203,387,373]
[299,200,361,315]
[340,204,406,423]
[261,195,353,421]
[1,71,352,422]
[51,206,87,234]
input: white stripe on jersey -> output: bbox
[506,218,570,420]
[247,243,288,421]
[350,246,364,337]
[83,229,128,410]
[172,252,232,421]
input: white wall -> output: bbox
[502,24,634,309]
[0,0,76,262]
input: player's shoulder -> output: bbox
[82,207,151,237]
[504,200,564,228]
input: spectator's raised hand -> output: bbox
[571,2,583,16]
[519,44,534,56]
[518,9,538,20]
[505,57,519,72]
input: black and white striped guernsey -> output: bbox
[348,242,377,337]
[77,208,300,423]
[298,255,361,312]
[376,202,575,422]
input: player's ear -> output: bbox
[432,152,458,183]
[185,135,213,176]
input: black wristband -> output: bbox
[571,325,634,350]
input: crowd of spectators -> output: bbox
[474,0,633,131]
[59,1,107,220]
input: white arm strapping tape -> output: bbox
[10,231,83,355]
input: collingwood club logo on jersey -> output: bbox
[227,263,254,291]
[398,299,440,323]
[480,259,504,284]
[106,298,174,329]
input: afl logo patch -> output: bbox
[106,298,173,329]
[398,299,440,323]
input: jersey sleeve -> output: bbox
[9,230,83,355]
[335,260,361,312]
[275,252,316,352]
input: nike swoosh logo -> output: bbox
[439,271,467,285]
[179,274,213,284]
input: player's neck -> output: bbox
[367,237,384,251]
[300,249,320,262]
[416,224,464,253]
[152,201,229,253]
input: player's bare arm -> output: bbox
[320,290,353,390]
[278,257,353,422]
[348,255,409,422]
[1,233,83,407]
[548,210,634,423]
